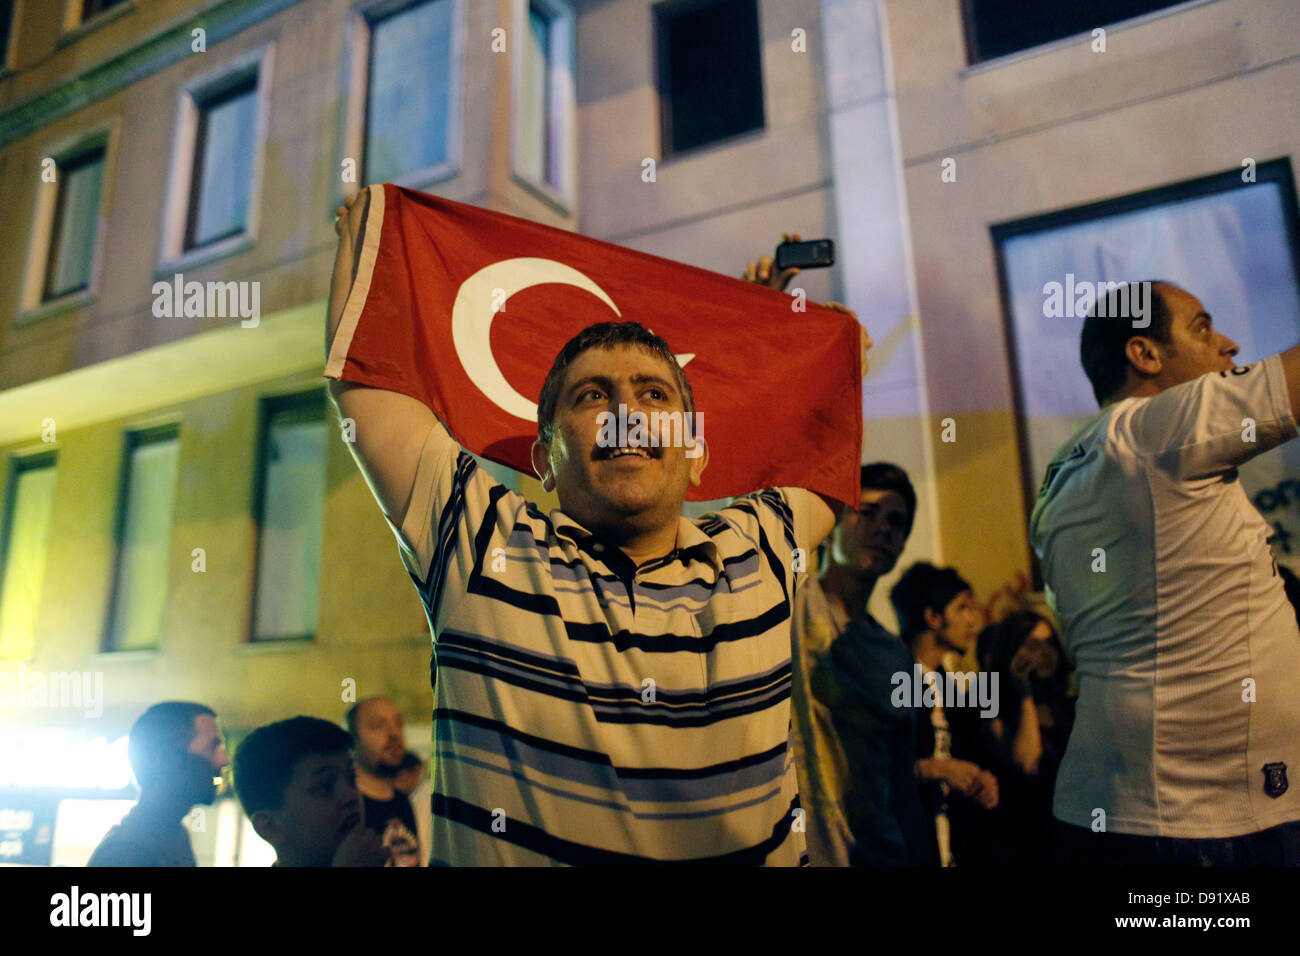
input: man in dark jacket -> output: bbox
[89,701,228,866]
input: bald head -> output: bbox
[347,696,405,776]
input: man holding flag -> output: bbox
[325,184,865,865]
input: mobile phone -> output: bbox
[775,238,834,272]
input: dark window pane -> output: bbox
[106,429,180,651]
[657,0,764,155]
[252,395,326,641]
[966,0,1189,63]
[0,0,14,65]
[518,4,555,187]
[82,0,127,22]
[187,76,257,249]
[44,148,105,300]
[365,0,453,184]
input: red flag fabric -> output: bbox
[326,183,862,506]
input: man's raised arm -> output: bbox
[739,235,868,550]
[327,187,441,525]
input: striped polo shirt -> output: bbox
[390,421,813,865]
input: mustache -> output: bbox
[592,442,663,460]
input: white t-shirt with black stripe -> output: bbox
[1031,355,1300,838]
[389,420,813,865]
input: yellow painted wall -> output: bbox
[0,369,429,739]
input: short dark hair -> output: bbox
[860,462,916,533]
[127,701,215,790]
[1080,280,1177,405]
[890,562,972,645]
[535,322,696,445]
[233,716,354,816]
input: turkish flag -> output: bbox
[326,183,861,506]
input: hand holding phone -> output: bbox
[775,238,834,272]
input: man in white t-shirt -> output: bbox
[1032,280,1300,865]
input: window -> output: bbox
[42,145,105,301]
[104,426,180,651]
[63,0,130,33]
[186,74,258,250]
[0,0,15,71]
[964,0,1194,64]
[160,46,271,269]
[364,0,456,185]
[250,392,327,641]
[0,453,58,661]
[513,0,574,197]
[655,0,764,156]
[81,0,127,20]
[993,161,1300,574]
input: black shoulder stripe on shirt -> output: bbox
[432,793,801,866]
[461,484,565,616]
[755,517,791,605]
[420,452,478,622]
[752,489,799,555]
[717,497,793,590]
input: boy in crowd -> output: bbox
[233,716,390,867]
[891,563,999,866]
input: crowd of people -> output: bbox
[86,192,1300,867]
[88,696,429,867]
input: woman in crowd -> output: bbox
[959,610,1075,866]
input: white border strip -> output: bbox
[325,182,387,378]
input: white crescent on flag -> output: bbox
[451,257,695,422]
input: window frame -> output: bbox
[248,389,328,644]
[60,0,133,42]
[0,450,58,660]
[509,0,576,211]
[337,0,466,208]
[158,43,274,276]
[960,0,1216,70]
[183,72,261,251]
[40,143,107,303]
[17,121,117,327]
[990,158,1300,582]
[654,0,766,160]
[102,422,181,653]
[0,0,20,76]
